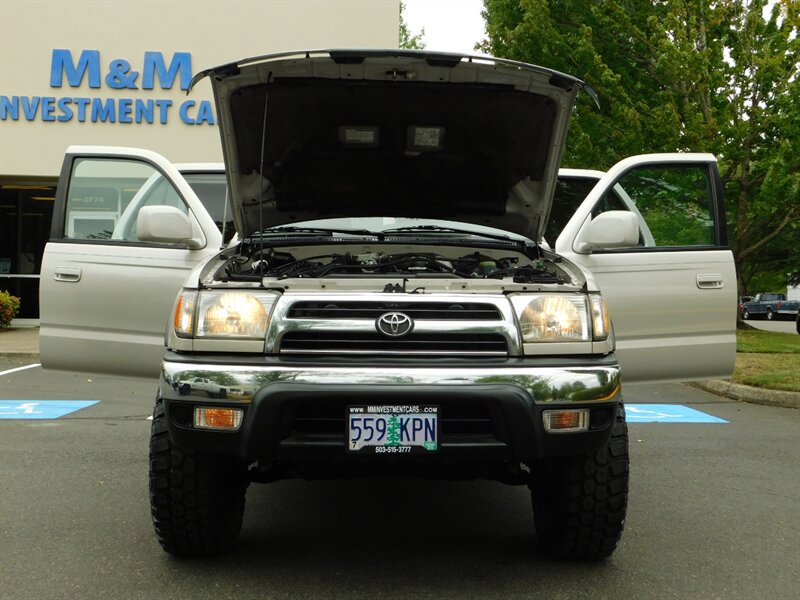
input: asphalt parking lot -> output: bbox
[743,317,798,334]
[1,359,799,600]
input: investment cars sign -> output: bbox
[0,49,215,125]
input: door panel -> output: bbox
[40,147,223,378]
[556,154,736,383]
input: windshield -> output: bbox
[182,172,234,240]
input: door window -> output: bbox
[591,165,718,249]
[63,158,188,243]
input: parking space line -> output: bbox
[0,363,41,377]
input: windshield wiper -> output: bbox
[253,226,383,238]
[382,225,517,243]
[382,225,540,258]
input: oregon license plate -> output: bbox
[347,405,439,453]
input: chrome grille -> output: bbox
[268,294,521,357]
[279,331,509,355]
[287,301,501,321]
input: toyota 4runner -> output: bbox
[40,50,736,560]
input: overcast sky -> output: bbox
[403,0,487,54]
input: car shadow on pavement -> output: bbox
[158,477,613,595]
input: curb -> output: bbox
[0,352,41,362]
[690,380,800,409]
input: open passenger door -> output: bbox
[40,147,225,377]
[556,153,736,383]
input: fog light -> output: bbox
[543,409,589,433]
[194,407,243,430]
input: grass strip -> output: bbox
[733,329,800,392]
[733,353,800,392]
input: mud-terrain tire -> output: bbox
[530,404,629,560]
[149,398,249,556]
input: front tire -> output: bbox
[149,398,249,556]
[766,309,774,321]
[530,405,629,560]
[742,309,750,320]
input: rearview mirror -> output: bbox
[137,206,204,249]
[574,211,639,253]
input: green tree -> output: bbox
[399,1,426,49]
[479,0,800,296]
[385,415,401,446]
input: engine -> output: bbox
[217,248,566,284]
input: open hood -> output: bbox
[193,50,592,241]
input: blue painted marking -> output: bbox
[625,404,727,423]
[0,400,99,420]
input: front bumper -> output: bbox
[159,353,622,466]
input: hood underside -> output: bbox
[195,50,588,240]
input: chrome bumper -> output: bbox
[160,360,621,405]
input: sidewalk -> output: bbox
[1,326,798,408]
[0,325,41,361]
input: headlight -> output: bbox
[511,294,590,342]
[173,290,278,339]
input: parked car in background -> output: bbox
[738,295,753,315]
[741,293,800,321]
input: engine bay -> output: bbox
[215,246,570,285]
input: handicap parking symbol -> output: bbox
[625,404,727,423]
[0,400,99,420]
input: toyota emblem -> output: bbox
[376,312,414,337]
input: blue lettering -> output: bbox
[0,96,19,120]
[51,49,101,88]
[105,59,138,89]
[21,96,40,120]
[56,98,73,122]
[142,51,192,90]
[118,98,132,123]
[424,419,435,441]
[195,100,215,125]
[134,99,154,124]
[411,418,423,438]
[154,99,172,124]
[91,98,116,122]
[399,418,410,441]
[41,97,56,121]
[74,97,91,121]
[179,99,195,124]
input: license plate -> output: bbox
[347,405,439,453]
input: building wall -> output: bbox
[1,0,400,175]
[0,0,400,318]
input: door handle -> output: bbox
[53,267,82,282]
[696,273,723,289]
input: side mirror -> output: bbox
[137,206,204,249]
[575,210,640,253]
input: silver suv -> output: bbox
[40,50,736,559]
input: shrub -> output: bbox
[0,290,21,329]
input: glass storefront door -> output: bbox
[0,177,57,319]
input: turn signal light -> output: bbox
[543,409,589,433]
[194,407,243,430]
